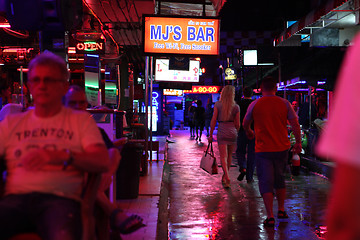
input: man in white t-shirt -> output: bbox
[317,33,360,240]
[0,51,110,240]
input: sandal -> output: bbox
[223,181,231,188]
[221,175,226,184]
[263,217,275,227]
[110,209,146,234]
[277,210,289,219]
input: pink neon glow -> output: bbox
[0,23,11,28]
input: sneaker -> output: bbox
[237,169,246,181]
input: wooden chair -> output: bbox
[0,162,102,240]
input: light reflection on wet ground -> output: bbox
[167,130,329,240]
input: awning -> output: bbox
[274,0,359,47]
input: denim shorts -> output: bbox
[0,192,82,240]
[255,150,289,195]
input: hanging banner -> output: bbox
[143,15,220,56]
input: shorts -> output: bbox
[195,124,204,131]
[255,150,289,195]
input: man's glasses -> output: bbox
[29,77,65,85]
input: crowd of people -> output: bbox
[187,98,212,143]
[182,74,332,229]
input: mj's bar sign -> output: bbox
[143,15,220,56]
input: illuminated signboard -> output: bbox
[143,15,220,56]
[84,54,100,106]
[147,92,159,132]
[76,40,105,54]
[155,59,199,82]
[224,67,237,80]
[163,89,183,96]
[243,50,257,66]
[184,86,220,94]
[105,82,117,105]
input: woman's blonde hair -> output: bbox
[219,85,235,121]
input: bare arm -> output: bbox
[208,106,218,142]
[288,117,302,154]
[243,118,254,140]
[107,147,121,175]
[326,162,360,240]
[234,111,240,131]
[21,143,110,173]
[98,147,121,192]
[70,144,110,172]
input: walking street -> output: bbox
[161,130,330,240]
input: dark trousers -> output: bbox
[0,192,82,240]
[236,129,256,181]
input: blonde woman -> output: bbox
[208,85,240,188]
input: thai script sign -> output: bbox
[163,89,183,96]
[155,59,200,82]
[143,15,220,56]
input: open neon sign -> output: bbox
[76,40,105,54]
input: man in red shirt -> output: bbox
[243,77,301,227]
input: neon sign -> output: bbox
[76,40,105,54]
[143,15,220,56]
[163,89,183,96]
[148,92,159,132]
[184,86,220,94]
[155,59,200,82]
[152,92,159,109]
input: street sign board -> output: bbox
[143,15,220,56]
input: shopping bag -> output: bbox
[200,142,218,174]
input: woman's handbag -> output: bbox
[200,142,218,174]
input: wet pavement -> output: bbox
[165,130,330,240]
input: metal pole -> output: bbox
[116,65,121,110]
[20,66,23,106]
[327,91,330,119]
[278,51,283,99]
[150,56,153,163]
[145,57,149,171]
[308,86,312,128]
